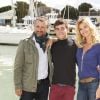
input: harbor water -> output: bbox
[0,45,19,100]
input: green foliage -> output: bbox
[34,1,46,7]
[0,6,11,13]
[61,5,79,19]
[15,1,48,22]
[15,1,29,23]
[78,3,92,12]
[0,1,94,22]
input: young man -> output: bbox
[14,17,53,100]
[49,19,77,100]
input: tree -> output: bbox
[61,5,79,19]
[34,1,46,7]
[0,6,11,13]
[34,1,50,16]
[15,1,29,23]
[78,3,93,12]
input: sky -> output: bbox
[0,0,100,10]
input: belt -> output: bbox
[57,84,67,86]
[37,77,48,84]
[80,77,96,83]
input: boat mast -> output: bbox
[63,5,69,22]
[68,5,69,22]
[11,0,16,27]
[28,0,37,18]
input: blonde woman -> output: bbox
[75,17,100,100]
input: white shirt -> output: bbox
[33,37,48,80]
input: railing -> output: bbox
[79,12,100,16]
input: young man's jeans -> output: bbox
[77,79,99,100]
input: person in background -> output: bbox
[75,17,100,100]
[14,17,53,100]
[49,19,77,100]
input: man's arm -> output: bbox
[14,40,25,96]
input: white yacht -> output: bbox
[0,0,36,45]
[0,25,33,44]
[46,10,58,25]
[46,10,58,33]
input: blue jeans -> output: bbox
[77,79,99,100]
[20,78,49,100]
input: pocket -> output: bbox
[89,80,99,92]
[24,50,33,64]
[26,55,33,63]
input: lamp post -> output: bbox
[11,0,16,27]
[63,5,69,22]
[63,6,66,19]
[68,5,69,22]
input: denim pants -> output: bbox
[77,79,99,100]
[20,78,49,100]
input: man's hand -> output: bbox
[15,89,22,96]
[46,38,58,48]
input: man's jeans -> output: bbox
[20,78,49,100]
[77,79,99,100]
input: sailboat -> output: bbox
[0,0,37,45]
[46,9,59,33]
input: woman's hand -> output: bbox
[96,87,100,99]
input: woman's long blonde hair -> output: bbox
[75,17,99,48]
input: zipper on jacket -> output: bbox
[81,52,85,72]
